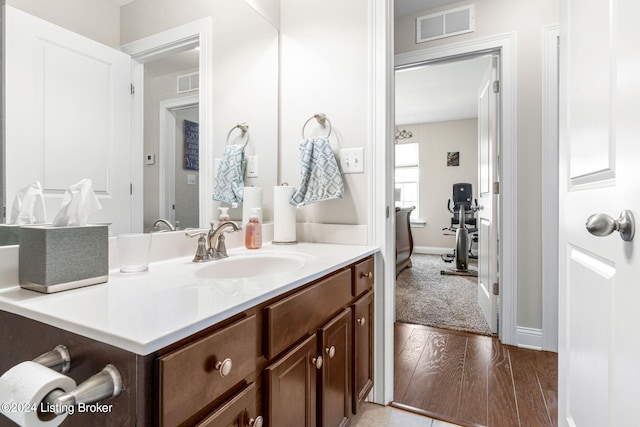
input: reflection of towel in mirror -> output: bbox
[212,144,246,207]
[290,136,344,207]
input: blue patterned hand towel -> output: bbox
[212,144,246,207]
[290,136,344,207]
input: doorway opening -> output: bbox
[394,52,499,337]
[388,34,519,422]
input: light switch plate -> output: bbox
[246,156,258,178]
[187,174,196,185]
[339,148,364,174]
[145,154,156,165]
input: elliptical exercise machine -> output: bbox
[441,183,479,277]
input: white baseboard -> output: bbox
[516,326,543,350]
[413,246,453,255]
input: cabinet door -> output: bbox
[196,382,263,427]
[352,291,374,414]
[265,335,319,427]
[319,308,352,427]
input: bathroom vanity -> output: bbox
[0,243,377,426]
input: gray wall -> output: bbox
[7,0,120,47]
[402,119,479,250]
[396,0,559,330]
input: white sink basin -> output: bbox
[194,253,307,279]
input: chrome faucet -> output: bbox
[208,221,241,260]
[153,218,177,231]
[185,221,241,262]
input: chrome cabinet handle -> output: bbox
[325,346,336,359]
[247,416,263,427]
[586,210,635,241]
[311,355,323,369]
[360,271,373,279]
[215,358,233,377]
[357,317,366,326]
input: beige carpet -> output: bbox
[395,254,492,336]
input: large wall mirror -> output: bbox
[0,0,279,243]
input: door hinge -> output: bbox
[130,183,133,195]
[130,84,135,95]
[492,282,500,295]
[493,80,500,93]
[386,206,390,219]
[493,181,500,195]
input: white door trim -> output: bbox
[158,95,199,222]
[370,0,396,405]
[394,32,518,345]
[542,24,560,352]
[121,18,212,231]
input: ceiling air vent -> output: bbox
[177,72,199,93]
[416,5,475,43]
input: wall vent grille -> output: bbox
[416,5,475,43]
[177,72,199,93]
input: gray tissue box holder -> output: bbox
[19,225,109,293]
[0,224,20,246]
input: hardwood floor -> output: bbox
[393,323,558,427]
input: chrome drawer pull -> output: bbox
[215,358,233,377]
[360,271,373,279]
[357,317,366,326]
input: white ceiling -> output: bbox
[395,55,492,125]
[395,0,462,18]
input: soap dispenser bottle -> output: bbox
[245,208,262,249]
[218,207,230,226]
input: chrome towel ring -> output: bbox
[301,114,332,139]
[226,122,250,148]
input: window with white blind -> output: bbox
[395,142,419,220]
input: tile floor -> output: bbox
[350,403,462,427]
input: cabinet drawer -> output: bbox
[353,257,374,297]
[196,382,259,427]
[265,269,351,359]
[159,315,256,427]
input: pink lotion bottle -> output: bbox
[244,208,262,249]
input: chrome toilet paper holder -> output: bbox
[31,345,123,416]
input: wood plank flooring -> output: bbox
[393,323,558,427]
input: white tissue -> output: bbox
[10,182,47,225]
[51,179,102,227]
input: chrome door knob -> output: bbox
[586,210,635,241]
[326,345,336,359]
[311,355,323,369]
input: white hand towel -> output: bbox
[212,144,246,208]
[290,136,344,207]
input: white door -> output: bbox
[477,57,499,333]
[5,6,133,235]
[559,0,640,425]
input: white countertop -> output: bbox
[0,242,378,355]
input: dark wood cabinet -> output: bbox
[265,335,319,427]
[319,308,352,427]
[0,255,375,427]
[352,290,374,414]
[158,315,257,426]
[196,382,262,427]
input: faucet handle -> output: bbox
[185,231,211,262]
